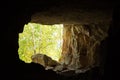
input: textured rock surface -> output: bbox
[31,53,59,67]
[59,23,109,70]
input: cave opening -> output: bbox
[18,23,63,64]
[17,7,110,75]
[18,22,108,75]
[2,1,119,80]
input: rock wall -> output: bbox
[59,23,109,70]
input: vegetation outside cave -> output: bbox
[18,23,63,63]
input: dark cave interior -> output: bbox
[1,0,120,80]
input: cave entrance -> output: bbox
[18,23,63,63]
[18,23,107,73]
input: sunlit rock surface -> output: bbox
[31,53,60,68]
[59,23,109,70]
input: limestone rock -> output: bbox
[31,53,60,67]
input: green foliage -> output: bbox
[18,23,63,63]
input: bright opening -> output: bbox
[18,23,63,63]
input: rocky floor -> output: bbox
[45,64,102,80]
[56,67,102,80]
